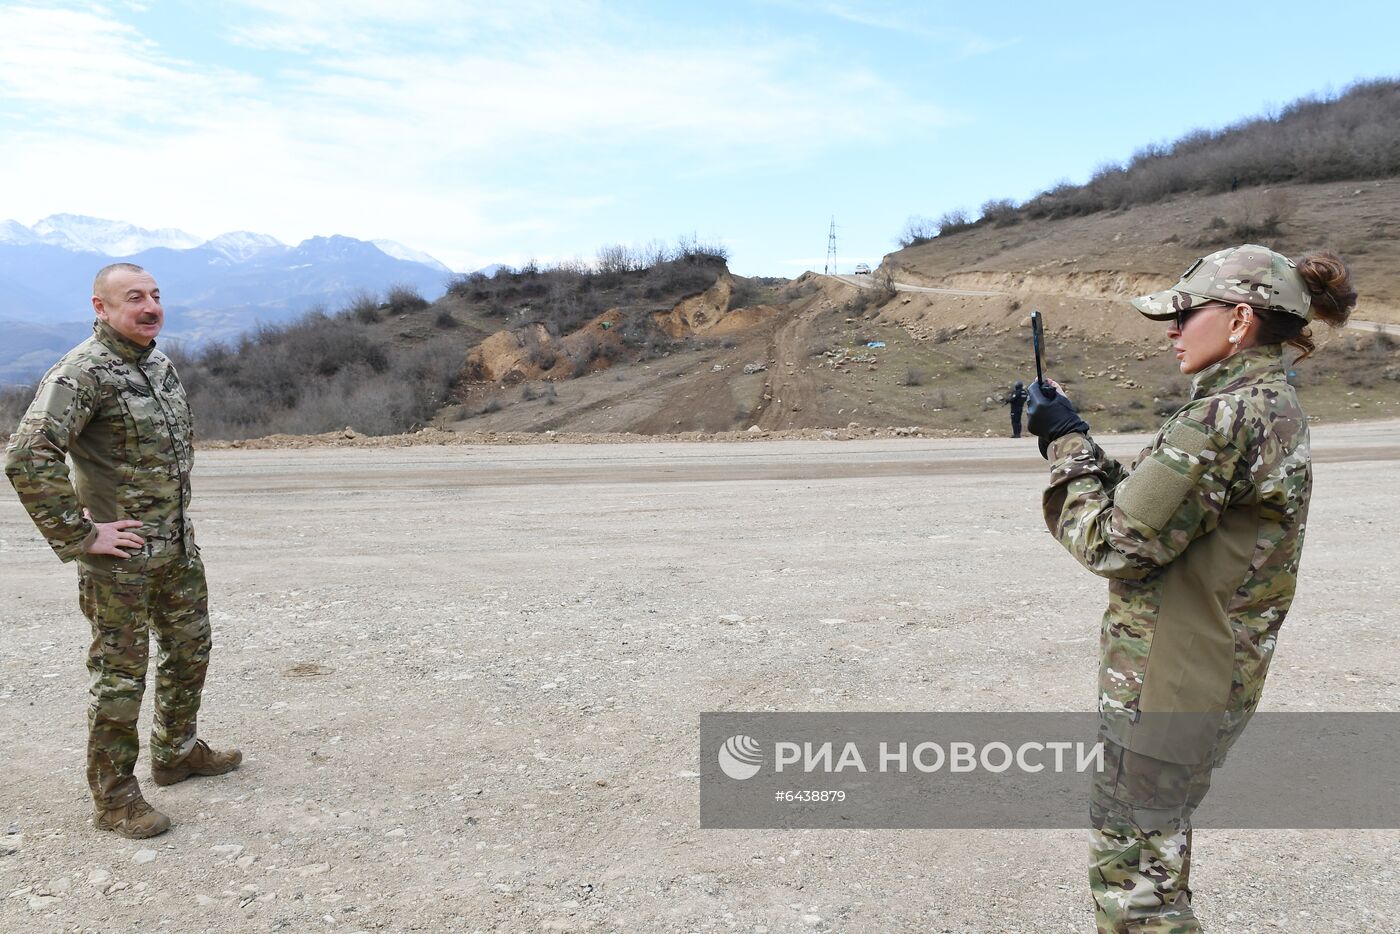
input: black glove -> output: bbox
[1026,381,1090,458]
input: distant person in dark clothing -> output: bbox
[1002,380,1028,437]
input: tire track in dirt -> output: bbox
[754,291,836,431]
[623,319,783,434]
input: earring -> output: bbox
[1229,335,1240,344]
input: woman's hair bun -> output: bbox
[1294,250,1357,327]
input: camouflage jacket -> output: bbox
[1042,346,1310,763]
[4,320,197,570]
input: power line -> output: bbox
[824,216,837,275]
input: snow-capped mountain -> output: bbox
[3,216,452,272]
[372,239,452,273]
[30,214,205,255]
[0,216,461,384]
[205,231,286,263]
[0,219,41,246]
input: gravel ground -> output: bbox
[3,423,1398,933]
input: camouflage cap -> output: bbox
[1131,243,1312,322]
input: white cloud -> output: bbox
[769,0,1020,58]
[0,1,956,271]
[225,0,585,53]
[0,3,260,133]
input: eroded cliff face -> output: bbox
[464,309,628,384]
[463,273,784,386]
[650,274,783,339]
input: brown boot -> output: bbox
[151,739,243,786]
[94,796,171,839]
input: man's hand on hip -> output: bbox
[86,516,146,557]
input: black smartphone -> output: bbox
[1031,310,1047,390]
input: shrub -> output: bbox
[169,303,462,440]
[597,243,646,274]
[675,233,730,263]
[645,260,719,298]
[898,216,938,248]
[345,290,381,324]
[728,277,762,310]
[446,270,490,299]
[384,284,430,315]
[903,367,925,386]
[869,268,897,305]
[980,198,1019,226]
[1229,189,1296,240]
[937,209,974,236]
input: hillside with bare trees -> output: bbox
[902,78,1400,243]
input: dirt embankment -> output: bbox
[444,274,872,438]
[885,177,1400,324]
[651,275,783,338]
[464,310,629,384]
[462,274,787,388]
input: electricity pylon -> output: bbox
[824,216,837,275]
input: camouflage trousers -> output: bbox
[1089,738,1216,933]
[79,555,210,808]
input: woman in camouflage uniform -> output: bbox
[1024,244,1357,933]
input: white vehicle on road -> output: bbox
[853,263,871,275]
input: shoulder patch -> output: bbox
[1113,417,1222,532]
[1164,419,1212,457]
[30,379,78,422]
[1115,459,1195,532]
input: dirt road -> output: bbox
[832,273,1003,298]
[831,273,1400,337]
[3,423,1398,932]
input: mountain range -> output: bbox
[0,215,461,384]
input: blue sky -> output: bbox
[2,0,1397,276]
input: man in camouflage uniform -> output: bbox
[5,263,241,839]
[1025,245,1316,932]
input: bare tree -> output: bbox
[898,216,938,248]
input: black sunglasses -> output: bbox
[1174,301,1231,331]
